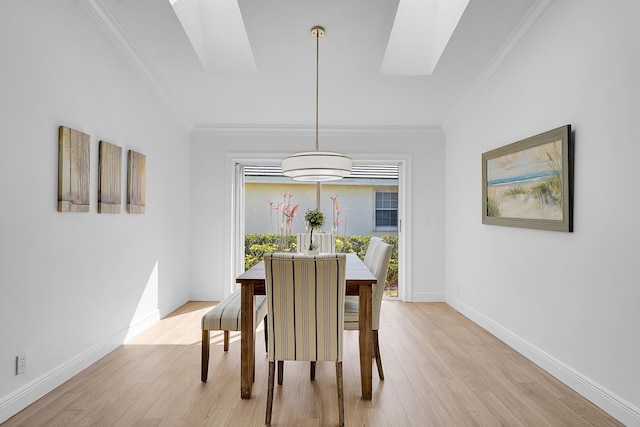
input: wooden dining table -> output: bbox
[236,253,377,400]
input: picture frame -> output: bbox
[482,125,573,232]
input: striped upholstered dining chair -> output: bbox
[344,236,393,380]
[263,253,346,426]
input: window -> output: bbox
[374,190,398,230]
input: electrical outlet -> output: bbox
[16,353,26,375]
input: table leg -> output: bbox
[358,283,372,400]
[241,283,255,399]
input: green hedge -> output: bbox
[244,234,398,290]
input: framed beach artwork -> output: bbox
[482,125,573,232]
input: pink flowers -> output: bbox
[269,192,299,229]
[269,193,299,251]
[329,195,343,234]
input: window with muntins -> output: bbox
[374,190,398,230]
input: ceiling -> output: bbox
[90,0,543,131]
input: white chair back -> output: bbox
[363,237,393,330]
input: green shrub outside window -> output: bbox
[244,234,398,295]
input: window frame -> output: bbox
[373,188,398,231]
[228,154,410,302]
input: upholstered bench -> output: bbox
[201,289,268,382]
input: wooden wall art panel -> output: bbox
[127,150,146,214]
[58,126,90,212]
[98,141,122,214]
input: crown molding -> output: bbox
[190,124,442,136]
[82,0,192,130]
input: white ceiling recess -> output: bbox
[86,0,547,131]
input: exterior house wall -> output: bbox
[245,180,398,237]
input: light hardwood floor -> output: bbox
[4,301,622,426]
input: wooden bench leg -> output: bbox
[224,330,229,352]
[201,329,210,382]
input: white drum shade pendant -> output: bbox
[282,151,352,181]
[282,26,352,182]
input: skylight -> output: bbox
[381,0,469,75]
[170,0,256,74]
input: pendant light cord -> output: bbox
[314,29,321,210]
[315,30,319,152]
[281,26,350,191]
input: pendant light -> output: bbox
[282,26,352,182]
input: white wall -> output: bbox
[0,0,190,421]
[444,1,640,424]
[189,129,445,302]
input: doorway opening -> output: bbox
[240,164,401,299]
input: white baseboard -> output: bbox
[189,289,217,302]
[0,310,159,424]
[410,291,445,302]
[125,309,160,341]
[446,294,640,427]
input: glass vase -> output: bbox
[304,226,319,255]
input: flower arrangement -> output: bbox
[304,209,324,251]
[268,192,299,252]
[329,195,343,235]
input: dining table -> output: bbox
[236,252,377,400]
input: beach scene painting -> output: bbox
[482,125,572,232]
[487,139,563,219]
